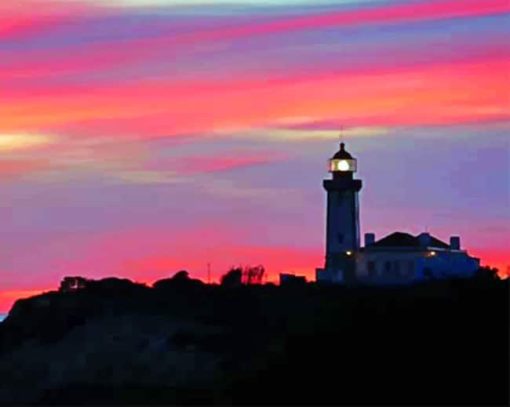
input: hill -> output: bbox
[0,274,508,405]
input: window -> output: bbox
[406,260,414,277]
[384,261,392,275]
[368,261,376,278]
[393,261,400,277]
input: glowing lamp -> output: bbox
[329,159,357,172]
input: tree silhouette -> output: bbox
[153,270,203,291]
[474,266,500,280]
[220,268,242,287]
[242,265,265,285]
[220,265,265,286]
[171,270,190,281]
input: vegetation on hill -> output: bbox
[0,268,507,405]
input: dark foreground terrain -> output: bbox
[0,273,508,405]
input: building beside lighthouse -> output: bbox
[316,142,480,284]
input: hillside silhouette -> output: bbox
[0,268,508,405]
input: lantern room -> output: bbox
[329,142,357,173]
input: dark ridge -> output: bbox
[0,270,507,405]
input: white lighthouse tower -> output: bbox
[316,142,362,283]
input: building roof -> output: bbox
[369,232,450,249]
[424,235,450,249]
[332,142,353,160]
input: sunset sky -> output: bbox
[1,0,509,311]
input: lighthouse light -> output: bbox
[329,158,357,173]
[337,160,350,171]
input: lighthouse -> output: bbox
[316,142,362,283]
[314,141,480,285]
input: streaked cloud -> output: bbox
[97,0,374,7]
[0,134,55,151]
[0,159,50,181]
[244,126,390,140]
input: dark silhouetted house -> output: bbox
[316,143,480,284]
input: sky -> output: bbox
[1,0,509,311]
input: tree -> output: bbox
[220,265,266,287]
[153,270,203,290]
[220,268,242,287]
[242,265,265,285]
[474,266,500,280]
[171,270,190,281]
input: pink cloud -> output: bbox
[2,57,508,137]
[0,1,99,40]
[0,159,50,181]
[169,153,287,175]
[168,0,510,48]
[2,0,509,80]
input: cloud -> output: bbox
[170,152,287,174]
[97,0,373,8]
[0,133,289,184]
[0,1,101,41]
[243,126,390,140]
[0,133,55,151]
[0,159,51,181]
[3,57,508,139]
[3,0,508,75]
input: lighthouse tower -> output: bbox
[316,142,362,283]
